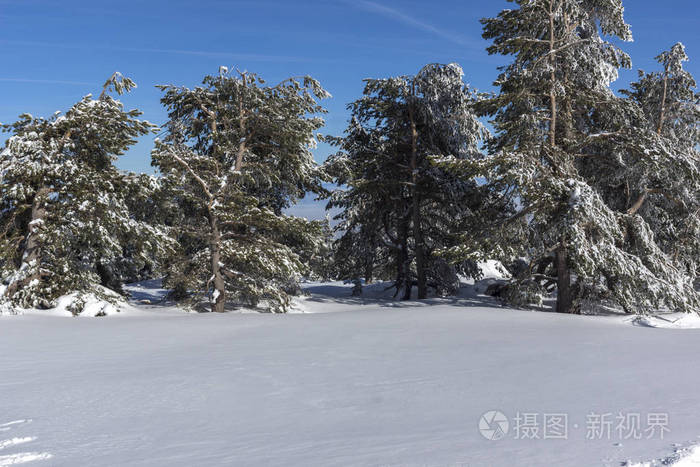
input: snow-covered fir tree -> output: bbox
[153,68,330,313]
[325,63,489,299]
[617,43,700,283]
[457,0,699,314]
[303,215,336,282]
[115,172,178,286]
[0,73,172,313]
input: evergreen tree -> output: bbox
[466,0,699,314]
[618,43,700,283]
[0,73,172,312]
[325,63,487,299]
[153,68,329,313]
[116,172,178,285]
[303,215,336,282]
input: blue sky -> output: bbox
[1,0,698,218]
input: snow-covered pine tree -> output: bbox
[115,172,178,286]
[618,43,700,283]
[303,215,336,282]
[324,114,398,291]
[152,68,329,313]
[0,73,172,313]
[472,1,699,314]
[325,63,487,299]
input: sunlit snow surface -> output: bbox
[1,276,700,466]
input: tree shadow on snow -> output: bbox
[123,278,177,309]
[301,282,506,310]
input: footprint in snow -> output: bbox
[0,420,52,466]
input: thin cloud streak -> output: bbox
[348,0,479,48]
[123,46,312,63]
[0,40,313,63]
[0,78,94,86]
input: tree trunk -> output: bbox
[208,213,226,313]
[4,187,49,303]
[198,94,235,314]
[364,262,373,285]
[412,193,427,299]
[399,218,412,301]
[548,1,557,151]
[408,91,427,300]
[24,187,48,271]
[555,244,574,314]
[549,4,575,315]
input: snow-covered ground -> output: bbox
[2,278,700,466]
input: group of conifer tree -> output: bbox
[1,0,698,315]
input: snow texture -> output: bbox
[1,277,700,466]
